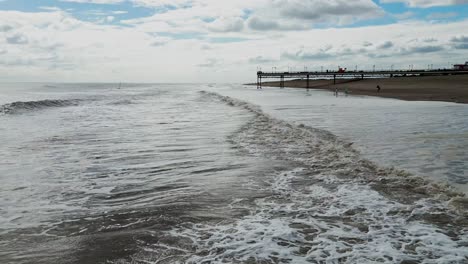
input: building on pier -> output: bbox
[453,62,468,71]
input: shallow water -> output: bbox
[212,85,468,193]
[0,83,467,264]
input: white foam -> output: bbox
[121,169,467,263]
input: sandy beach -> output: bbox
[255,74,468,104]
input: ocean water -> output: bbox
[213,85,468,192]
[0,83,467,264]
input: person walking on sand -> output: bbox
[377,85,381,93]
[334,87,338,96]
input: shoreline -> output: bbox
[250,75,468,104]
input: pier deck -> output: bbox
[256,70,468,89]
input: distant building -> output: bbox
[453,62,468,70]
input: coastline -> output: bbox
[251,75,468,104]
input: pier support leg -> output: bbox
[333,74,336,84]
[307,75,310,89]
[361,74,364,80]
[280,75,284,88]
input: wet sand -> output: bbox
[254,75,468,104]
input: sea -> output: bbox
[1,83,467,264]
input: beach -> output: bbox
[256,74,468,104]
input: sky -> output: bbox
[0,0,467,83]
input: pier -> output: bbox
[256,69,468,89]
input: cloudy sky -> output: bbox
[0,0,467,83]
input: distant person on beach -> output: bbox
[334,87,338,96]
[377,85,381,93]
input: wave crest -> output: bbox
[0,99,80,115]
[199,91,463,203]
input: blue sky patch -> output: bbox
[0,0,154,25]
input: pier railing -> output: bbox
[256,69,468,89]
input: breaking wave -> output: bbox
[112,91,468,264]
[109,99,134,105]
[0,99,80,115]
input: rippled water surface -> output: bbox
[1,83,467,264]
[212,85,468,192]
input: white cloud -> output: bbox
[274,0,382,21]
[122,0,384,37]
[5,33,29,44]
[1,2,467,82]
[112,11,128,14]
[39,6,63,12]
[207,17,244,33]
[427,12,458,20]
